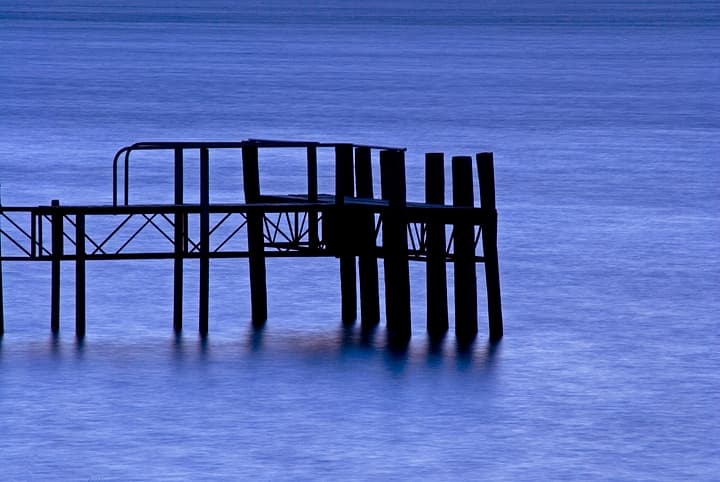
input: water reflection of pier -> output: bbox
[0,140,502,343]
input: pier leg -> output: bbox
[335,144,356,324]
[452,156,478,341]
[0,225,4,336]
[75,213,86,338]
[173,148,184,333]
[477,152,503,340]
[307,145,320,250]
[355,146,380,329]
[199,147,210,336]
[51,200,62,334]
[425,153,449,337]
[380,150,411,341]
[243,143,267,325]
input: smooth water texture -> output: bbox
[1,1,719,480]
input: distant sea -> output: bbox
[1,1,719,480]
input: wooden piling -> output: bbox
[242,143,267,325]
[307,145,319,249]
[0,219,4,336]
[354,146,380,329]
[380,150,411,340]
[452,156,478,340]
[199,147,210,336]
[425,153,449,337]
[75,213,86,337]
[50,199,62,334]
[335,144,356,324]
[477,152,503,340]
[173,148,184,333]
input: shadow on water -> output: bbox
[74,335,85,360]
[37,320,502,375]
[247,324,265,352]
[49,332,62,358]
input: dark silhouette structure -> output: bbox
[0,140,503,342]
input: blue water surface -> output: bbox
[1,1,719,480]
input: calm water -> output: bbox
[1,1,719,480]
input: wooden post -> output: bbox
[355,146,380,329]
[75,213,86,338]
[307,145,319,249]
[452,156,478,341]
[243,143,267,325]
[380,149,411,341]
[335,144,356,324]
[425,153,449,337]
[51,199,62,334]
[0,212,4,336]
[477,152,503,340]
[199,147,209,336]
[173,148,184,333]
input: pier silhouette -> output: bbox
[0,140,502,343]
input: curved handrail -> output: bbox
[111,140,407,207]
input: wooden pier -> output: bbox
[0,140,503,342]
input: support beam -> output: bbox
[425,153,449,337]
[335,144,356,324]
[380,149,411,341]
[51,200,62,334]
[0,220,4,336]
[173,148,184,333]
[477,152,503,340]
[199,147,209,336]
[355,146,380,329]
[452,156,478,341]
[307,145,319,249]
[243,143,267,325]
[75,213,86,338]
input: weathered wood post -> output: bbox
[335,144,356,324]
[0,212,4,336]
[307,145,319,249]
[477,152,503,340]
[355,146,380,329]
[242,142,268,326]
[50,199,62,334]
[199,147,210,336]
[380,149,411,341]
[425,153,449,337]
[75,213,86,337]
[173,147,184,333]
[452,156,478,341]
